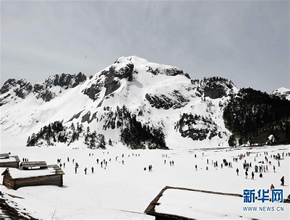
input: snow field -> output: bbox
[0,141,289,219]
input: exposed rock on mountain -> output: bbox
[175,113,219,141]
[145,90,189,110]
[0,72,87,104]
[0,79,32,105]
[34,72,87,102]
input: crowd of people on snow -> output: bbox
[231,151,287,189]
[54,149,288,193]
[56,152,154,175]
[190,150,288,191]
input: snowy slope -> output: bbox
[273,87,290,101]
[1,56,238,149]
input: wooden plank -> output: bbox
[0,154,9,159]
[21,161,47,169]
[144,186,169,214]
[3,173,15,190]
[13,156,20,163]
[14,174,63,189]
[47,164,65,175]
[0,162,19,168]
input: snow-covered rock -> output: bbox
[273,87,290,100]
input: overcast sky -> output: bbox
[1,0,289,93]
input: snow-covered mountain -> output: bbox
[273,87,290,100]
[1,56,290,149]
[0,72,87,105]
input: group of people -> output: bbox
[198,150,288,198]
[62,152,149,175]
[83,167,94,174]
[164,160,175,166]
[58,150,288,191]
[270,176,285,190]
[234,151,287,189]
[22,158,29,162]
[56,158,65,168]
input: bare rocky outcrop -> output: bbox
[0,73,87,104]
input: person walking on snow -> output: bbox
[236,168,239,175]
[281,176,284,186]
[149,165,152,172]
[251,171,254,180]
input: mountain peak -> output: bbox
[112,56,191,79]
[114,56,149,65]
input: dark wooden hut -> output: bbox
[0,154,20,168]
[1,162,64,190]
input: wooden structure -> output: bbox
[0,153,9,158]
[145,186,243,220]
[0,154,20,168]
[20,161,47,170]
[1,161,64,190]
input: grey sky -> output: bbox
[1,0,289,93]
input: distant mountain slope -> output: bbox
[273,87,290,101]
[0,72,86,105]
[224,88,290,146]
[1,56,290,149]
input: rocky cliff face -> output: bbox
[0,72,87,104]
[145,90,189,110]
[0,79,33,106]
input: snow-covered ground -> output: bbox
[0,137,289,219]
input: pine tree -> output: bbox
[97,134,106,149]
[71,123,75,132]
[27,136,31,145]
